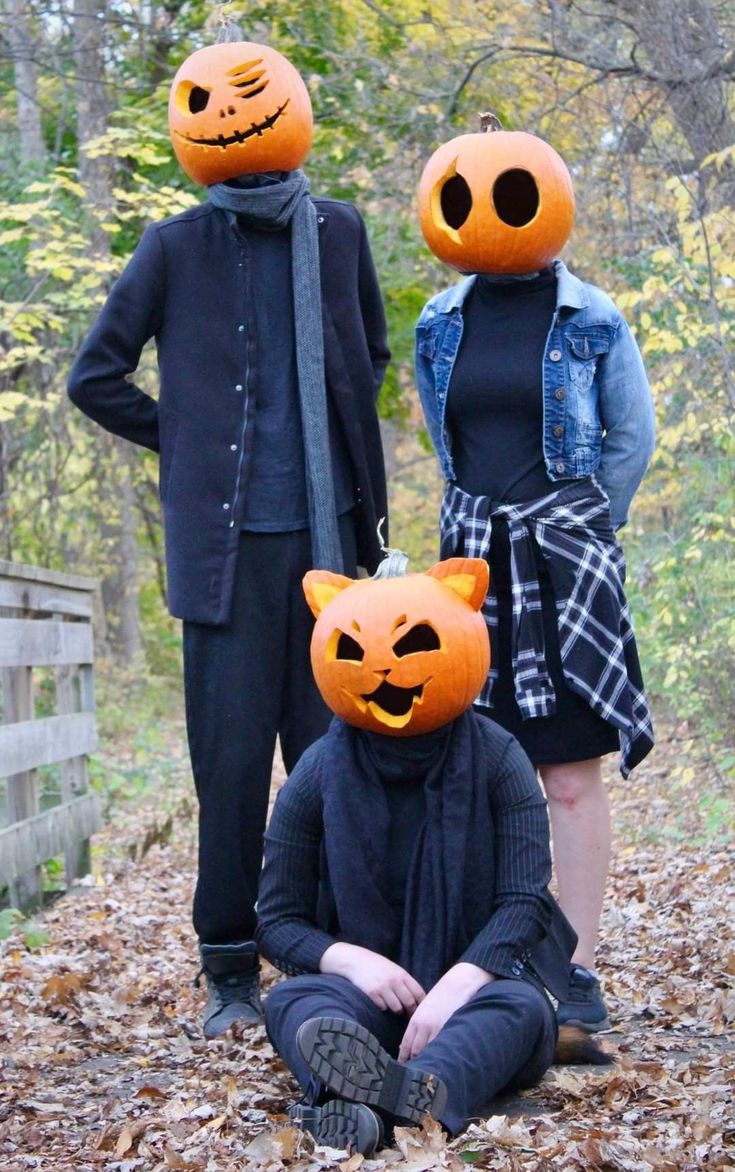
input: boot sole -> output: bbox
[295,1016,447,1125]
[320,1101,382,1155]
[289,1099,382,1156]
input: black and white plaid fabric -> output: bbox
[441,480,654,777]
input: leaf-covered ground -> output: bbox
[1,715,733,1171]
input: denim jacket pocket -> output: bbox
[416,326,437,360]
[566,333,610,395]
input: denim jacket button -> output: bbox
[553,425,563,438]
[555,462,565,474]
[555,387,566,400]
[549,348,562,361]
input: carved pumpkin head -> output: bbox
[418,118,575,274]
[303,558,490,736]
[168,41,313,186]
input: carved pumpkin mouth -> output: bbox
[351,677,429,728]
[174,98,290,149]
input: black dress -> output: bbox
[446,271,619,765]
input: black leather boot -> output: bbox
[196,941,263,1038]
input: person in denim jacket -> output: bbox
[414,132,655,1033]
[416,261,654,531]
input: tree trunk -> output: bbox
[73,0,113,257]
[4,0,46,166]
[604,0,735,207]
[98,437,142,664]
[73,0,142,664]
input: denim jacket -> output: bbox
[415,260,655,529]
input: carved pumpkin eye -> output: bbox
[188,85,210,114]
[393,623,441,657]
[492,168,539,227]
[335,632,364,661]
[440,172,472,230]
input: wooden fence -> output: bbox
[0,560,101,910]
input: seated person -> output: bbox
[256,555,608,1156]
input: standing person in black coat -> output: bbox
[67,38,389,1037]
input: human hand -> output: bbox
[398,962,494,1061]
[319,942,426,1014]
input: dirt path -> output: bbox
[0,715,733,1170]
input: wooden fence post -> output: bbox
[0,560,101,911]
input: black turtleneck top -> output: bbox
[446,270,557,502]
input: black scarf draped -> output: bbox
[208,170,343,573]
[320,712,497,992]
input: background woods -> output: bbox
[0,5,734,1169]
[0,0,734,781]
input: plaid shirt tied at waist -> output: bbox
[440,480,654,777]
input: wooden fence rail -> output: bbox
[0,560,101,910]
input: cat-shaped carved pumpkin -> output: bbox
[303,558,490,736]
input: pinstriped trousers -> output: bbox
[265,972,557,1135]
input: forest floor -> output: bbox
[0,709,733,1172]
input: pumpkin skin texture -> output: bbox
[303,558,490,736]
[168,41,313,186]
[418,129,575,275]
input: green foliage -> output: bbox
[617,172,735,768]
[89,664,187,814]
[0,907,50,949]
[1,0,733,795]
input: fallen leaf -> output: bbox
[163,1146,203,1170]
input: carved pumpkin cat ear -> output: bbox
[303,570,355,618]
[425,558,489,612]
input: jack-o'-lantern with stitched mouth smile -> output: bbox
[168,41,313,186]
[303,558,490,736]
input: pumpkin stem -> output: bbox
[479,111,503,133]
[373,518,409,579]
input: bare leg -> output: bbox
[538,758,610,971]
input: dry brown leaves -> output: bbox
[0,716,733,1171]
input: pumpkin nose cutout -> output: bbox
[440,172,473,230]
[492,168,539,227]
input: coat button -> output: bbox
[550,348,562,361]
[230,444,237,451]
[238,324,245,332]
[556,462,565,473]
[223,502,230,510]
[555,387,566,400]
[235,384,243,391]
[553,425,563,437]
[317,216,325,223]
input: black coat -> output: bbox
[67,198,390,624]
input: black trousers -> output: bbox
[183,520,358,945]
[265,973,557,1136]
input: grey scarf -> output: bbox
[208,170,343,572]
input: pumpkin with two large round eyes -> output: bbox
[168,41,313,186]
[303,558,490,736]
[418,124,575,275]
